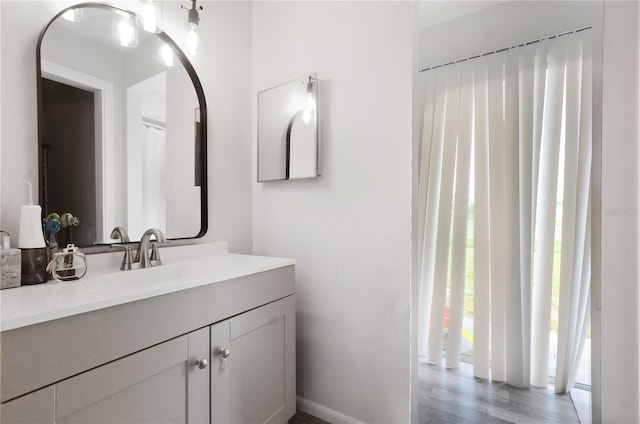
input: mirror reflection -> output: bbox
[37,3,207,249]
[258,74,320,182]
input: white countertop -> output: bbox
[0,243,294,331]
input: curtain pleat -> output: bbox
[428,65,462,364]
[419,69,449,358]
[446,63,474,368]
[418,29,591,394]
[516,42,538,389]
[567,202,591,389]
[556,31,593,393]
[417,70,439,357]
[555,33,584,391]
[473,60,491,380]
[417,72,437,267]
[504,48,526,388]
[487,54,507,381]
[530,40,550,285]
[531,36,568,387]
[565,31,592,390]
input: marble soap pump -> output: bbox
[18,182,49,284]
[0,231,21,289]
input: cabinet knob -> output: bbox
[195,358,208,369]
[218,347,231,359]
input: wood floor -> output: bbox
[417,359,583,423]
[289,410,331,424]
[291,359,589,424]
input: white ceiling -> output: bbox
[418,0,506,29]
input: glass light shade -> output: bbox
[302,91,316,123]
[183,27,199,55]
[159,43,174,67]
[118,20,137,47]
[138,0,163,33]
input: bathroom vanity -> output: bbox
[0,244,296,424]
[3,2,299,421]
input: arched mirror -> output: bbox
[36,2,207,250]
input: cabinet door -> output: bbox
[1,328,210,424]
[54,328,209,424]
[211,295,296,424]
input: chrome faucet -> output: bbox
[111,227,166,271]
[134,228,167,269]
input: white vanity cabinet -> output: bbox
[0,258,295,424]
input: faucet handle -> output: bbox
[110,244,133,271]
[149,242,162,266]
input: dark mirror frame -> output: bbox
[36,2,208,253]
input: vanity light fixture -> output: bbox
[118,20,137,47]
[138,0,163,33]
[181,0,203,56]
[302,76,317,124]
[160,43,174,67]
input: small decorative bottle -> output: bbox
[47,243,87,281]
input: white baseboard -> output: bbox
[296,396,366,424]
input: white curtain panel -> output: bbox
[417,29,592,394]
[554,32,592,394]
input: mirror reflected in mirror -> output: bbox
[258,73,320,182]
[37,2,207,250]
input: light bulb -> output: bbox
[142,3,156,32]
[138,1,162,33]
[118,21,136,47]
[181,0,202,55]
[160,44,174,67]
[302,88,316,124]
[184,27,199,55]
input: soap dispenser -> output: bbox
[18,182,49,284]
[0,231,21,289]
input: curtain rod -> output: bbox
[418,26,592,73]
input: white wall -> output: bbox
[0,1,62,245]
[0,0,253,253]
[252,2,413,423]
[598,2,640,422]
[1,1,3,229]
[194,0,253,253]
